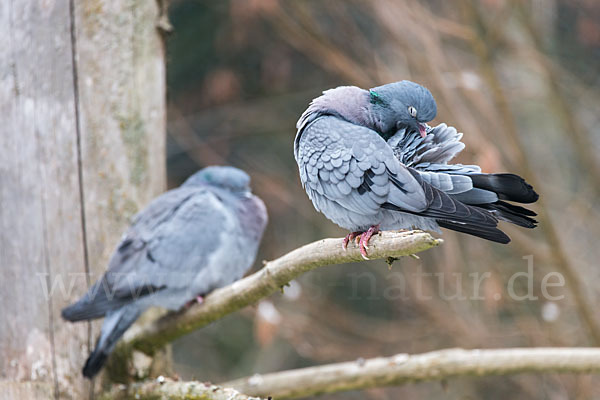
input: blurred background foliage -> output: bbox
[164,0,600,398]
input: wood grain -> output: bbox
[0,1,166,398]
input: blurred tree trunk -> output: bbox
[0,1,166,398]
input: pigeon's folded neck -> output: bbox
[297,86,381,134]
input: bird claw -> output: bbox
[359,225,379,259]
[343,225,380,259]
[359,239,370,260]
[342,231,361,250]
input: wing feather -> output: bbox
[65,189,232,319]
[295,116,428,219]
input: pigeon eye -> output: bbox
[408,106,417,118]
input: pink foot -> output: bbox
[185,295,205,308]
[358,225,380,260]
[342,225,380,259]
[342,231,362,250]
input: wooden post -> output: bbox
[0,1,166,398]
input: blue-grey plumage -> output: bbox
[388,124,538,227]
[295,81,538,257]
[388,123,484,197]
[61,166,267,378]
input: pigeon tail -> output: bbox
[82,350,108,379]
[464,173,539,230]
[468,173,538,204]
[82,305,142,379]
[436,219,510,244]
[478,200,538,229]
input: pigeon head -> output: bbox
[369,80,437,138]
[184,166,251,194]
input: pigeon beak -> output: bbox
[418,123,428,138]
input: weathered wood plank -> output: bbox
[73,0,167,389]
[0,1,86,398]
[0,0,166,398]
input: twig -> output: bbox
[118,231,442,356]
[224,347,600,399]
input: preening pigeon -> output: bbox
[294,81,538,258]
[62,166,267,378]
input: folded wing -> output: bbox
[61,188,230,321]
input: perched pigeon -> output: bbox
[62,166,267,378]
[294,81,538,258]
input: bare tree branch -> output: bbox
[118,231,442,357]
[105,380,265,400]
[223,347,600,399]
[107,347,600,399]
